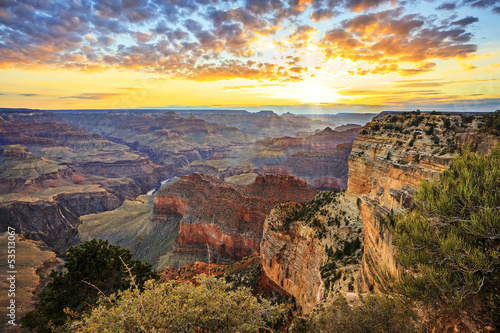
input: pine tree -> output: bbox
[387,149,500,310]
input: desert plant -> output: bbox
[293,294,419,333]
[72,275,284,332]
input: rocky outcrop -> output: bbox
[0,116,166,195]
[347,112,499,292]
[177,110,335,138]
[0,233,62,329]
[261,142,352,191]
[248,127,359,165]
[153,173,316,263]
[0,185,121,252]
[260,192,363,314]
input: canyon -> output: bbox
[0,112,167,252]
[3,107,499,331]
[258,111,499,324]
[261,142,353,191]
[153,173,316,266]
[58,111,256,170]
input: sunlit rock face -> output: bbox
[260,191,362,315]
[152,173,316,262]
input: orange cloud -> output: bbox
[321,9,477,76]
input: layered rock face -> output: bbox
[178,110,335,138]
[248,127,360,165]
[0,113,167,253]
[0,185,122,251]
[347,113,499,292]
[261,142,352,191]
[60,111,256,169]
[153,173,316,263]
[260,192,362,314]
[0,116,166,194]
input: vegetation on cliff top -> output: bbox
[481,110,500,135]
[385,149,500,323]
[292,293,419,333]
[72,275,285,333]
[21,239,158,332]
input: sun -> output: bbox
[290,79,341,104]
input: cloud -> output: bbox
[132,32,152,43]
[451,16,479,26]
[321,8,477,76]
[436,3,456,10]
[0,0,492,82]
[19,93,39,97]
[60,93,122,100]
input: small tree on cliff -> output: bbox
[386,149,500,314]
[21,239,158,332]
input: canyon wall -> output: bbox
[346,112,499,292]
[260,192,362,314]
[152,173,316,265]
[261,142,352,191]
[259,112,499,315]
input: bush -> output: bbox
[387,149,500,309]
[482,110,500,135]
[295,294,419,333]
[72,275,285,332]
[21,239,158,332]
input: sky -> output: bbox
[0,0,500,113]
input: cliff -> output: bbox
[248,126,359,165]
[153,173,316,265]
[260,191,362,314]
[261,142,352,191]
[0,116,166,195]
[258,111,499,318]
[178,110,335,138]
[60,112,256,170]
[0,185,122,252]
[0,233,62,329]
[346,112,499,293]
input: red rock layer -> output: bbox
[153,173,316,261]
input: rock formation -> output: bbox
[260,191,362,314]
[346,112,499,292]
[0,232,61,330]
[59,111,256,170]
[248,126,360,165]
[0,116,166,194]
[261,142,352,191]
[153,173,316,264]
[176,109,335,138]
[258,112,499,317]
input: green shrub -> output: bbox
[21,239,158,332]
[72,275,285,332]
[481,110,500,135]
[295,294,419,333]
[387,149,500,310]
